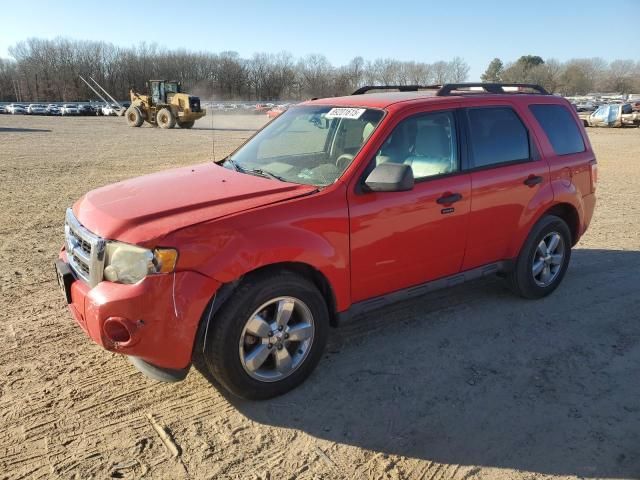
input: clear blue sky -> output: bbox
[1,0,638,80]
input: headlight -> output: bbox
[103,242,178,284]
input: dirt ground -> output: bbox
[0,114,639,480]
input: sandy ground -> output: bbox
[0,114,639,480]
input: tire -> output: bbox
[157,108,176,129]
[203,271,329,400]
[178,120,195,129]
[507,215,572,299]
[126,107,144,127]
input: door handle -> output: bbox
[524,175,544,187]
[437,193,462,205]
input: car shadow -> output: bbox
[0,127,52,133]
[193,248,640,478]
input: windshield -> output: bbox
[226,105,384,186]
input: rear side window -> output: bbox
[529,104,585,155]
[466,107,530,168]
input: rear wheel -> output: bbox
[157,108,176,129]
[178,120,195,129]
[203,271,329,399]
[126,107,144,127]
[507,215,572,299]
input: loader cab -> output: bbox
[150,80,166,105]
[148,80,182,105]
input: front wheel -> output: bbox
[507,215,572,299]
[126,107,144,127]
[157,108,176,129]
[203,271,329,399]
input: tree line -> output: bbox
[0,38,471,102]
[481,55,640,96]
[1,39,637,103]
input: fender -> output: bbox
[507,193,584,259]
[506,179,556,259]
[161,184,352,312]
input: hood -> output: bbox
[73,162,317,244]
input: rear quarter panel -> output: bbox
[518,97,596,239]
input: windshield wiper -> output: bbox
[244,168,287,182]
[222,157,245,173]
[222,158,286,182]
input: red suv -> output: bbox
[56,83,597,399]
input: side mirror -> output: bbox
[364,163,414,192]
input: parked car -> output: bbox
[56,83,597,400]
[266,104,289,118]
[254,103,273,114]
[77,104,94,116]
[46,104,62,116]
[27,104,48,115]
[101,104,120,116]
[580,103,640,127]
[7,103,27,114]
[0,105,7,114]
[61,104,79,116]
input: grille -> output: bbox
[189,96,201,113]
[64,209,105,287]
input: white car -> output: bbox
[0,105,7,114]
[27,104,48,115]
[7,104,27,114]
[47,104,62,115]
[61,104,79,115]
[101,104,120,116]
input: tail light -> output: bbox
[590,162,598,193]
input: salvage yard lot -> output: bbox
[1,115,639,480]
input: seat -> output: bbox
[403,124,453,178]
[375,120,415,165]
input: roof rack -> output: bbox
[351,85,437,95]
[436,83,550,95]
[351,83,550,96]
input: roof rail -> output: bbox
[436,83,550,96]
[351,83,550,96]
[351,85,439,95]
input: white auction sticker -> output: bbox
[325,107,366,119]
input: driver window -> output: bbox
[375,111,458,179]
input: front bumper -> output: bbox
[59,250,220,370]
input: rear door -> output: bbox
[348,105,471,303]
[461,101,551,270]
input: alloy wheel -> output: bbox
[239,297,315,382]
[532,231,565,287]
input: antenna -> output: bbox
[210,99,216,162]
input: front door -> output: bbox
[348,108,471,303]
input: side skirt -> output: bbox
[337,260,513,325]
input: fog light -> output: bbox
[103,317,132,344]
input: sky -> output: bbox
[0,0,638,80]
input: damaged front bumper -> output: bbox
[57,250,220,376]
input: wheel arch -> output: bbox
[509,201,582,260]
[197,261,339,343]
[542,202,580,246]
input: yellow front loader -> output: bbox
[126,80,206,129]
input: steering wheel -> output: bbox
[336,154,355,171]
